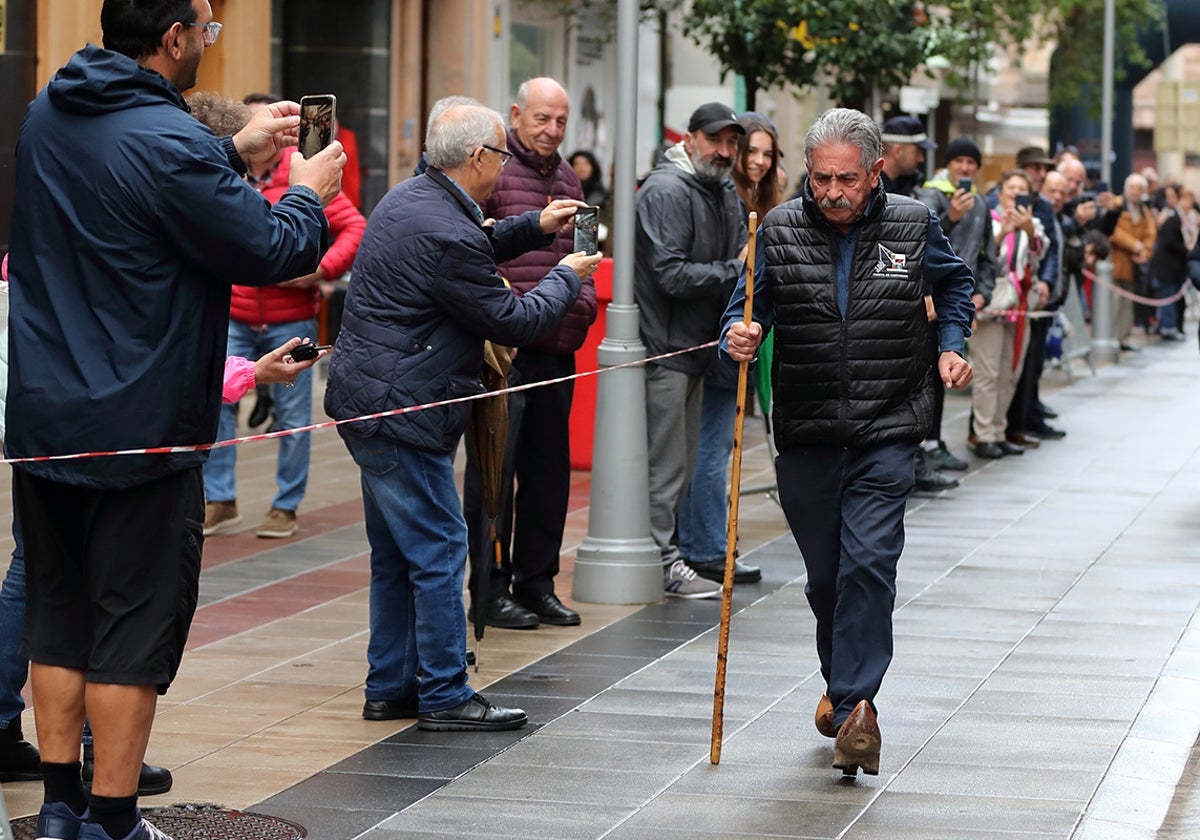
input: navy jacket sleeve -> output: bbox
[492,211,556,265]
[156,137,327,286]
[924,212,974,353]
[430,230,581,347]
[719,240,774,358]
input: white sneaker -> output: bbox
[663,559,721,599]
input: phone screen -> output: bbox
[1015,194,1032,210]
[298,95,337,158]
[573,206,600,255]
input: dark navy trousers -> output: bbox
[776,439,916,727]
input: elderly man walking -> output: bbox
[725,108,975,777]
[325,98,600,730]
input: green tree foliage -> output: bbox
[678,0,1162,113]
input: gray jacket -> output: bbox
[634,143,747,375]
[918,182,998,305]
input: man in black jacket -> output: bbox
[725,108,974,778]
[7,2,344,838]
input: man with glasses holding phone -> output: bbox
[462,78,597,633]
[6,2,345,838]
[326,99,599,732]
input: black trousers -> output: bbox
[463,350,576,602]
[1006,315,1050,434]
[776,439,915,727]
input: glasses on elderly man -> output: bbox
[186,21,223,45]
[479,144,513,167]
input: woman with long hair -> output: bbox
[675,113,782,585]
[731,114,782,218]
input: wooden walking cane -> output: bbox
[711,211,757,765]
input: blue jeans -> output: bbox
[1153,273,1185,333]
[677,383,737,563]
[340,431,473,713]
[0,509,27,728]
[203,318,316,511]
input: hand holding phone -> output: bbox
[289,341,333,362]
[573,205,601,255]
[298,94,337,158]
[957,178,973,194]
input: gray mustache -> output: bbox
[821,197,853,210]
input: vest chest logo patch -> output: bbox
[874,244,909,278]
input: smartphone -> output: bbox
[957,178,972,194]
[573,205,600,255]
[1015,194,1032,210]
[289,342,333,362]
[298,94,337,158]
[1096,180,1110,194]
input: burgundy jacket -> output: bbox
[230,153,366,325]
[483,129,598,354]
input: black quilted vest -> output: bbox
[765,187,936,451]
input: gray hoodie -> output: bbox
[633,142,747,375]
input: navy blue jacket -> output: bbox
[324,168,581,453]
[6,45,327,488]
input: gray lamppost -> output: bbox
[572,0,662,604]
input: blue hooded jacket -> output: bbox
[6,45,328,488]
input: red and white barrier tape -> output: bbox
[1086,269,1190,307]
[0,340,720,465]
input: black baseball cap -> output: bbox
[688,103,745,135]
[880,115,936,150]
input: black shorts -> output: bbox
[16,466,204,691]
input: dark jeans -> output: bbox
[776,439,915,727]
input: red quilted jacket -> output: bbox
[229,153,366,325]
[483,129,598,354]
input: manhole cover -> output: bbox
[12,803,306,839]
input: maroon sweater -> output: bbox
[483,129,598,354]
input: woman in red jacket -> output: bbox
[203,149,366,539]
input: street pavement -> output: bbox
[3,331,1200,839]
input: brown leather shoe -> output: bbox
[833,699,881,777]
[1006,432,1040,448]
[815,695,837,738]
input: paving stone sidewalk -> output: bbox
[253,340,1200,840]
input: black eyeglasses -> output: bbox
[185,21,223,45]
[479,144,513,166]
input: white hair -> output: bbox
[425,95,480,137]
[804,108,882,173]
[425,101,504,170]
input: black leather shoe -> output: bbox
[0,718,42,782]
[470,594,539,629]
[82,743,173,796]
[466,648,476,666]
[998,440,1026,456]
[686,557,763,583]
[1027,423,1066,440]
[973,442,1005,459]
[418,693,527,732]
[514,593,581,626]
[915,469,959,491]
[1037,402,1058,419]
[363,699,419,721]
